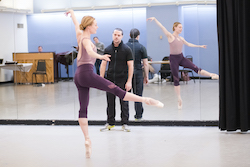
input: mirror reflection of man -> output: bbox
[126,28,149,121]
[100,28,134,132]
[38,46,43,52]
[93,37,105,75]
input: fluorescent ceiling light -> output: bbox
[0,6,31,13]
[41,1,216,13]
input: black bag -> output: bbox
[181,71,190,81]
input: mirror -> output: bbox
[0,0,218,122]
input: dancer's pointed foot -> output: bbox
[144,97,164,108]
[211,74,219,80]
[178,99,182,110]
[85,140,92,158]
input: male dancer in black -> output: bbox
[100,28,133,132]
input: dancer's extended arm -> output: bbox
[65,10,82,43]
[66,10,111,61]
[147,17,174,42]
[180,37,207,48]
[82,39,111,61]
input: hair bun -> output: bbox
[79,24,84,30]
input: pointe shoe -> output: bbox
[145,98,164,108]
[211,74,219,80]
[178,99,182,110]
[85,140,92,158]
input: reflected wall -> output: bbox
[0,1,218,121]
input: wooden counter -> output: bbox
[13,52,57,84]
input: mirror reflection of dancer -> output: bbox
[147,17,219,110]
[65,10,164,158]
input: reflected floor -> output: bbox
[0,79,219,121]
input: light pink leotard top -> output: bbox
[77,37,97,67]
[169,35,184,55]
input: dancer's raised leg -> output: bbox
[174,85,182,110]
[78,118,92,158]
[123,92,164,108]
[198,69,219,79]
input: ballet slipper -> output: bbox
[144,98,164,108]
[85,140,92,158]
[178,99,182,110]
[211,74,219,80]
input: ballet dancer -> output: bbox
[147,17,219,110]
[65,10,164,158]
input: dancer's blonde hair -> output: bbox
[173,22,181,31]
[79,16,95,30]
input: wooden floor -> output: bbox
[0,125,249,167]
[0,79,219,121]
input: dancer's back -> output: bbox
[77,37,96,67]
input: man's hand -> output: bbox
[125,82,132,91]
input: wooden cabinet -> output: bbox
[13,52,58,84]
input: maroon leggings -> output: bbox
[74,64,126,118]
[170,53,201,86]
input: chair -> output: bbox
[158,56,173,83]
[32,60,48,84]
[179,55,195,83]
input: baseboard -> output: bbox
[190,76,211,80]
[0,81,13,84]
[0,120,218,126]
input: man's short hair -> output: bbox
[130,28,140,38]
[114,28,123,35]
[93,36,98,40]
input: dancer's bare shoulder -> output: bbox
[168,34,175,43]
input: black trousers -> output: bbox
[95,59,102,75]
[106,78,129,125]
[132,69,144,119]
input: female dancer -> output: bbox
[147,17,219,110]
[65,10,164,158]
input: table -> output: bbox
[148,61,171,83]
[0,63,33,83]
[0,63,33,72]
[148,61,170,64]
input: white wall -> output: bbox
[0,13,28,82]
[0,0,33,13]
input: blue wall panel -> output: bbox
[146,5,218,75]
[27,8,147,77]
[182,5,218,75]
[27,5,218,77]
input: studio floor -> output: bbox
[0,125,250,167]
